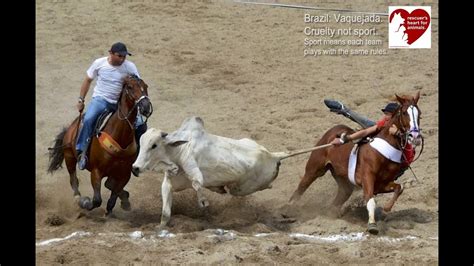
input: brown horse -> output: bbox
[290,92,422,234]
[48,74,153,215]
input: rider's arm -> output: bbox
[345,125,378,142]
[330,124,378,146]
[77,76,93,112]
[79,76,93,101]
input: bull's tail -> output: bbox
[273,143,333,161]
[47,128,67,174]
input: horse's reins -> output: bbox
[76,109,83,139]
[393,104,424,183]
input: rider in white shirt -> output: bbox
[76,42,146,170]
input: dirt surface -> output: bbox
[36,0,438,264]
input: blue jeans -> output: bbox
[76,96,147,153]
[76,96,117,153]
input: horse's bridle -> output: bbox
[394,104,424,162]
[117,75,153,129]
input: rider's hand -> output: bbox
[330,132,350,146]
[389,124,399,135]
[77,101,85,112]
[330,138,344,146]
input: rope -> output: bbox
[278,143,333,160]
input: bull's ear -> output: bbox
[169,140,188,147]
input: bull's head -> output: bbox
[132,128,188,177]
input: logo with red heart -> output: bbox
[389,6,431,48]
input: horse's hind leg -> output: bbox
[331,173,354,217]
[64,154,81,201]
[289,154,328,203]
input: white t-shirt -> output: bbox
[86,57,140,104]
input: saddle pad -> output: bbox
[98,131,137,158]
[95,112,113,136]
[369,137,402,163]
[348,145,359,186]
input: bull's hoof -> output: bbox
[121,201,131,211]
[368,223,379,235]
[79,197,92,210]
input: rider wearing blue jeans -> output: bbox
[76,42,146,170]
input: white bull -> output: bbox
[132,116,330,226]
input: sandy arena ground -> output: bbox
[36,0,438,264]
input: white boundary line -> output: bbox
[36,229,437,247]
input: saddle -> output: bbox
[78,111,113,161]
[95,111,114,136]
[94,110,137,158]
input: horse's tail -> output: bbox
[47,127,67,174]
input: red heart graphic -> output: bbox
[389,9,430,45]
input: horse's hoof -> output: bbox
[121,201,131,211]
[79,197,92,210]
[368,223,379,235]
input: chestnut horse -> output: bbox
[48,74,153,215]
[290,92,422,234]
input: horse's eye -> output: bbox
[151,144,157,149]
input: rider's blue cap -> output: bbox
[381,103,399,113]
[110,42,132,56]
